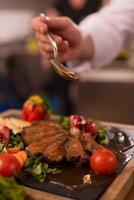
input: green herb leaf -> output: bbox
[8,130,24,150]
[58,116,70,129]
[96,127,109,146]
[0,176,25,200]
[23,154,61,182]
[0,143,5,152]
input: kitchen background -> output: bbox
[0,0,134,124]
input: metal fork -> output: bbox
[40,14,79,81]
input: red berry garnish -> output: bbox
[83,121,97,133]
[70,115,86,130]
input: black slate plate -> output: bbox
[22,127,134,200]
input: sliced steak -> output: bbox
[22,120,69,162]
[26,132,68,154]
[81,132,102,153]
[21,120,67,145]
[43,138,67,162]
[65,133,89,164]
[21,120,104,164]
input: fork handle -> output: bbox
[40,13,58,60]
[46,33,58,60]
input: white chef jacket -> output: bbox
[69,0,134,71]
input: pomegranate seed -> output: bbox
[0,132,4,141]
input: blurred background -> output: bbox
[0,0,134,124]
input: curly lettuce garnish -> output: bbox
[24,154,61,182]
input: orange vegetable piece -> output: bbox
[14,151,27,167]
[7,147,20,154]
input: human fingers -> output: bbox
[38,41,53,54]
[35,32,69,51]
[58,40,69,57]
[39,41,69,64]
[38,13,72,35]
[39,46,54,60]
[45,16,72,32]
[36,32,62,44]
[38,39,69,56]
[32,16,48,34]
[35,32,50,44]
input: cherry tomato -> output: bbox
[0,127,10,145]
[0,153,21,177]
[90,148,117,175]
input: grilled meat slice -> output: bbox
[22,120,69,162]
[81,132,102,153]
[21,120,67,145]
[43,138,67,162]
[26,133,67,154]
[65,133,89,164]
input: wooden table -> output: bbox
[25,182,134,200]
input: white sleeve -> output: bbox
[69,0,134,70]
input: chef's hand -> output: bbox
[32,14,92,63]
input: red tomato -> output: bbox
[22,103,46,122]
[27,111,41,122]
[0,127,10,145]
[34,104,45,117]
[0,154,21,177]
[22,102,33,121]
[90,148,117,175]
